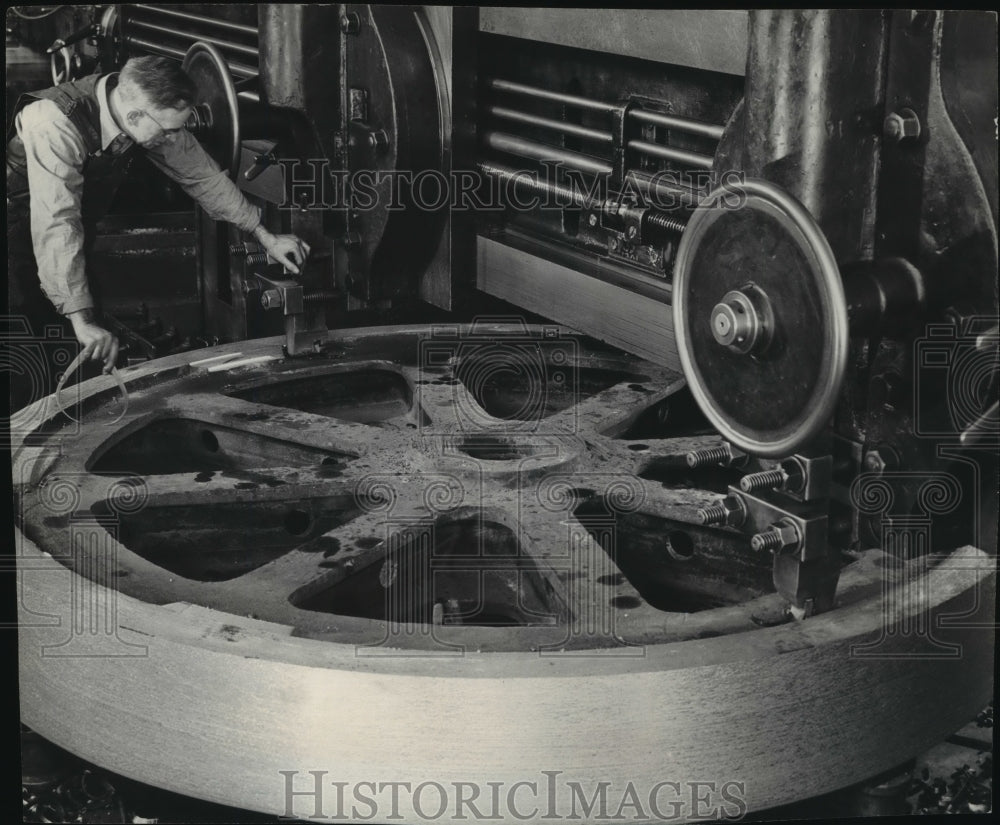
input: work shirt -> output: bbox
[12,74,261,315]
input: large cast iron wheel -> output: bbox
[13,324,994,820]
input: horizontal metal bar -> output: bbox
[237,90,260,104]
[627,140,714,170]
[480,159,702,214]
[629,109,725,141]
[484,131,614,176]
[488,79,619,116]
[131,4,258,39]
[123,35,186,60]
[478,161,589,207]
[479,162,690,239]
[128,18,259,59]
[487,105,613,145]
[124,35,257,79]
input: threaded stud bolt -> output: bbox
[740,468,788,493]
[698,503,729,525]
[750,530,783,553]
[687,445,732,468]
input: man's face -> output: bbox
[124,94,192,149]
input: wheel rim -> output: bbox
[13,325,994,818]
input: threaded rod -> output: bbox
[698,504,729,526]
[750,531,783,553]
[687,445,732,468]
[740,469,788,493]
[644,211,688,236]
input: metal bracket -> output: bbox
[701,482,836,612]
[234,243,330,356]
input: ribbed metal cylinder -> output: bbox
[686,446,731,468]
[697,504,729,526]
[644,211,688,236]
[739,469,787,493]
[750,531,783,553]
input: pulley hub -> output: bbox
[709,285,773,355]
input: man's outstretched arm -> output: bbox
[145,131,310,272]
[18,100,118,371]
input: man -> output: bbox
[6,55,309,393]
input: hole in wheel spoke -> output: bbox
[665,530,696,560]
[284,509,313,536]
[292,515,564,627]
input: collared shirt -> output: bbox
[14,74,261,316]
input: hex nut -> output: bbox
[260,289,283,310]
[772,518,801,552]
[883,109,921,143]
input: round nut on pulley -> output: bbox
[182,42,241,179]
[672,178,848,458]
[710,285,773,354]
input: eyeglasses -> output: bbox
[141,109,187,138]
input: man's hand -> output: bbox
[67,309,119,374]
[252,225,311,275]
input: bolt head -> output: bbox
[340,13,360,34]
[367,129,389,153]
[883,109,920,143]
[863,451,886,474]
[627,225,638,240]
[772,518,800,551]
[260,289,283,310]
[588,213,599,227]
[883,113,903,141]
[722,494,747,527]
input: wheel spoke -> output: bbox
[100,465,363,510]
[409,374,498,430]
[546,374,686,436]
[630,476,723,524]
[168,393,387,455]
[594,434,734,469]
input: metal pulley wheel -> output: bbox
[49,40,75,85]
[96,5,121,71]
[181,41,241,179]
[13,326,991,819]
[672,179,849,457]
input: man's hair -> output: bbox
[118,56,197,110]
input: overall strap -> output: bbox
[27,75,105,155]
